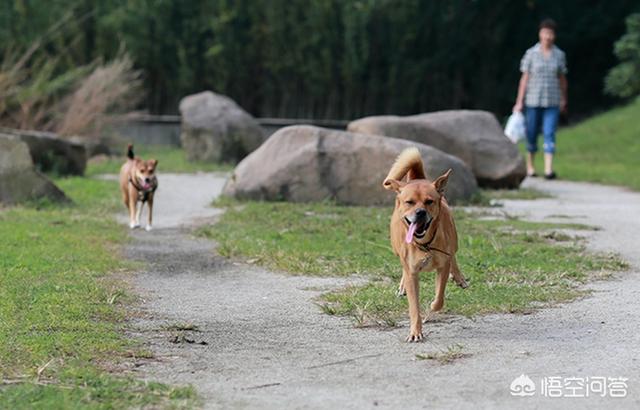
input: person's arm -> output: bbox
[559,73,568,113]
[513,72,529,112]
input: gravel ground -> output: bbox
[126,174,640,410]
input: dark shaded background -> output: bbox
[2,0,638,119]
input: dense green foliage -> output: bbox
[1,1,638,118]
[605,13,640,98]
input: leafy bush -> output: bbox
[605,13,640,98]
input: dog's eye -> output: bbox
[425,199,434,205]
[404,200,415,206]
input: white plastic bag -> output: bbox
[504,111,526,143]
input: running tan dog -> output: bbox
[119,145,158,231]
[383,148,468,342]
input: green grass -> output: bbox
[86,145,232,176]
[482,188,552,201]
[199,200,626,325]
[0,176,198,408]
[463,188,552,208]
[527,97,640,190]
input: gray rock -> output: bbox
[0,134,68,204]
[179,91,265,163]
[0,127,87,175]
[348,110,526,188]
[223,125,477,205]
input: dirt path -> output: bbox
[128,174,640,409]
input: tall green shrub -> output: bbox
[605,13,640,98]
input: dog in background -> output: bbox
[383,148,468,342]
[119,144,158,231]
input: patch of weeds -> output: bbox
[415,344,471,365]
[542,231,579,242]
[164,322,200,332]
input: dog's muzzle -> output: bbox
[404,208,432,243]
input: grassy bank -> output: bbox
[198,200,625,326]
[86,145,232,176]
[529,97,640,190]
[0,177,197,408]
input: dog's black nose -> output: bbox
[145,178,150,183]
[415,208,427,218]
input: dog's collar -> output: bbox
[414,239,451,257]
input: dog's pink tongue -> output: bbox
[405,222,417,243]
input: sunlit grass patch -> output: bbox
[527,98,640,191]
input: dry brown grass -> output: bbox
[56,55,142,137]
[0,43,141,138]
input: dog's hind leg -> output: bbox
[430,262,450,312]
[449,257,469,289]
[397,276,406,297]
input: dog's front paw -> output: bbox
[396,286,406,297]
[145,225,153,232]
[405,326,424,343]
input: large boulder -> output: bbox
[223,125,478,206]
[179,91,266,163]
[0,135,68,204]
[0,127,87,175]
[348,110,526,188]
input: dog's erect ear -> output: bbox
[149,159,158,168]
[433,169,452,194]
[383,178,406,193]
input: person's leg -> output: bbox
[542,107,560,178]
[525,107,541,176]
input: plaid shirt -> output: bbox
[520,43,568,107]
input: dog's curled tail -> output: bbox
[383,147,426,190]
[126,144,134,160]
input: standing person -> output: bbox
[513,18,568,179]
